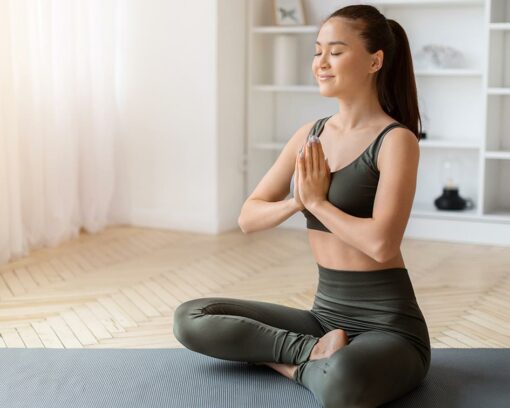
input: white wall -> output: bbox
[217,0,247,230]
[113,0,246,233]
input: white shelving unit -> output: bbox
[245,0,510,245]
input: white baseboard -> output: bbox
[129,209,218,234]
[405,216,510,246]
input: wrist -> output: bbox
[307,199,327,213]
[290,197,305,211]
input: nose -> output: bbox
[318,54,330,69]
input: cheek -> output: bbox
[335,55,352,68]
[335,57,362,77]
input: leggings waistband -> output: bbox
[316,263,417,302]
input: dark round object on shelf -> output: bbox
[434,187,473,211]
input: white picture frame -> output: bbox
[273,0,306,26]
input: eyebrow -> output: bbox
[315,41,348,46]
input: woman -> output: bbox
[173,4,430,408]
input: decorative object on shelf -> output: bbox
[434,155,474,211]
[273,0,306,25]
[414,44,466,69]
[273,34,299,85]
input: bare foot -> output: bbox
[309,328,349,360]
[261,362,298,380]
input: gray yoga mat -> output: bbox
[0,348,508,408]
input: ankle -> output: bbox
[309,339,321,360]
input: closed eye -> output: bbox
[314,52,342,56]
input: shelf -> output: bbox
[414,69,482,77]
[481,211,510,222]
[373,0,483,5]
[490,23,510,30]
[412,208,510,223]
[419,139,480,149]
[411,202,479,220]
[412,207,510,223]
[487,88,510,95]
[485,151,510,159]
[252,25,317,34]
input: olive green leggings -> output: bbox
[173,264,431,408]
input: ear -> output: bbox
[370,50,384,73]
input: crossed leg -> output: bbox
[173,296,329,365]
[173,297,427,408]
[264,328,349,379]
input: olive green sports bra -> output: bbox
[290,115,408,233]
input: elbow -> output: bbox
[372,239,397,264]
[237,215,250,234]
[238,199,257,234]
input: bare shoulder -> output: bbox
[377,127,419,172]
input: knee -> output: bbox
[172,299,203,348]
[321,353,371,408]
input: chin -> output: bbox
[318,87,339,97]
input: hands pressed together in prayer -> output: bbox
[292,135,331,211]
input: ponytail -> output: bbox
[321,6,422,139]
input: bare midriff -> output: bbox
[307,229,406,272]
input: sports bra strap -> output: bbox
[307,115,333,140]
[371,122,408,166]
[308,116,407,141]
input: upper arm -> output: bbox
[245,121,315,203]
[372,128,420,258]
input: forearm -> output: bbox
[238,198,302,233]
[307,200,390,262]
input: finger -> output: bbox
[305,140,312,174]
[312,139,319,174]
[324,156,329,173]
[298,149,306,179]
[315,139,326,171]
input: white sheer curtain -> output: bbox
[0,0,122,264]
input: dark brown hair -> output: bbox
[320,4,421,140]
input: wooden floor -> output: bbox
[0,226,509,349]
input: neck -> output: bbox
[331,84,386,132]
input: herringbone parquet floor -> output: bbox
[0,226,509,349]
